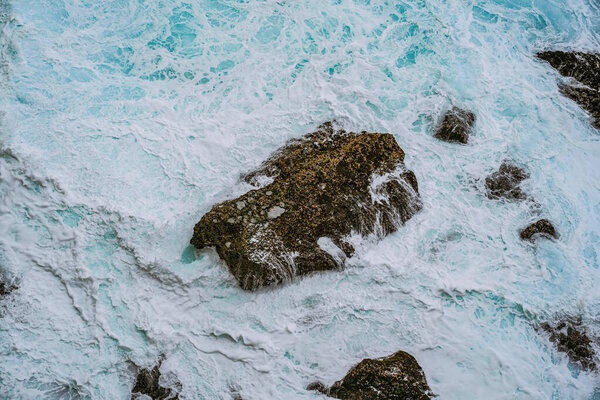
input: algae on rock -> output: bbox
[191,122,422,290]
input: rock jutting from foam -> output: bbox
[0,282,16,298]
[520,219,559,241]
[131,359,179,400]
[307,350,434,400]
[537,51,600,129]
[433,106,476,144]
[484,161,529,200]
[190,122,422,290]
[541,318,598,371]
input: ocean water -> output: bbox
[1,0,599,398]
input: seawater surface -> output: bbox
[1,0,600,398]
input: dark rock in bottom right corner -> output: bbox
[520,219,558,241]
[307,351,434,400]
[541,318,598,372]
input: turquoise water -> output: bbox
[0,0,599,398]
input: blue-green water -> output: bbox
[0,0,599,398]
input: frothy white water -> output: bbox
[1,0,599,398]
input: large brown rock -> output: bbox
[191,122,421,290]
[537,51,600,128]
[308,351,434,400]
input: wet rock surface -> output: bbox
[484,161,529,200]
[308,351,434,400]
[307,381,329,394]
[0,281,17,318]
[537,51,600,128]
[558,84,600,129]
[433,107,476,144]
[537,51,600,90]
[131,361,178,400]
[0,282,16,297]
[541,318,598,371]
[520,219,558,241]
[191,122,421,290]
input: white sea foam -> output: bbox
[1,0,599,398]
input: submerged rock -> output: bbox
[131,360,178,400]
[520,219,558,241]
[537,51,600,128]
[484,161,529,200]
[191,122,421,290]
[541,318,597,371]
[433,107,476,144]
[308,351,434,400]
[230,392,244,400]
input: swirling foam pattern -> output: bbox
[0,0,599,398]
